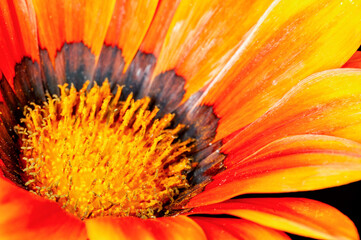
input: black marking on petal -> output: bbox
[192,139,223,162]
[173,91,226,192]
[190,149,226,185]
[146,70,186,116]
[0,119,18,152]
[190,138,226,186]
[170,147,226,210]
[121,51,156,99]
[93,45,125,87]
[0,103,18,139]
[168,180,210,212]
[13,58,46,105]
[176,93,219,151]
[40,49,64,95]
[0,122,23,186]
[0,75,23,122]
[41,42,96,94]
[62,43,96,90]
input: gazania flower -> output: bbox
[1,0,361,239]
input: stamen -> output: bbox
[15,80,193,219]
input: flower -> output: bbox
[1,0,361,239]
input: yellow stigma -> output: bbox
[15,80,193,219]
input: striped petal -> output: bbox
[85,215,206,240]
[223,69,361,163]
[116,0,181,101]
[192,217,290,240]
[187,135,361,207]
[189,198,359,240]
[145,0,274,102]
[0,0,38,81]
[2,0,119,95]
[32,0,116,62]
[197,0,361,141]
[0,177,86,240]
[104,0,159,71]
[2,0,160,92]
[138,0,181,58]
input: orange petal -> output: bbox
[104,0,159,71]
[189,198,359,240]
[32,0,116,63]
[343,51,361,68]
[0,0,38,81]
[148,0,274,101]
[192,217,290,240]
[223,69,361,162]
[187,134,361,207]
[85,215,206,240]
[0,177,87,240]
[138,0,181,58]
[198,0,361,141]
[115,0,181,99]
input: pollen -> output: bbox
[15,80,193,219]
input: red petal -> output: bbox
[189,198,359,240]
[343,51,361,69]
[188,134,361,207]
[0,177,87,239]
[0,0,39,81]
[85,215,206,240]
[192,217,290,240]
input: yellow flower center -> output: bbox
[15,80,193,219]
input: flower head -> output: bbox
[1,0,361,239]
